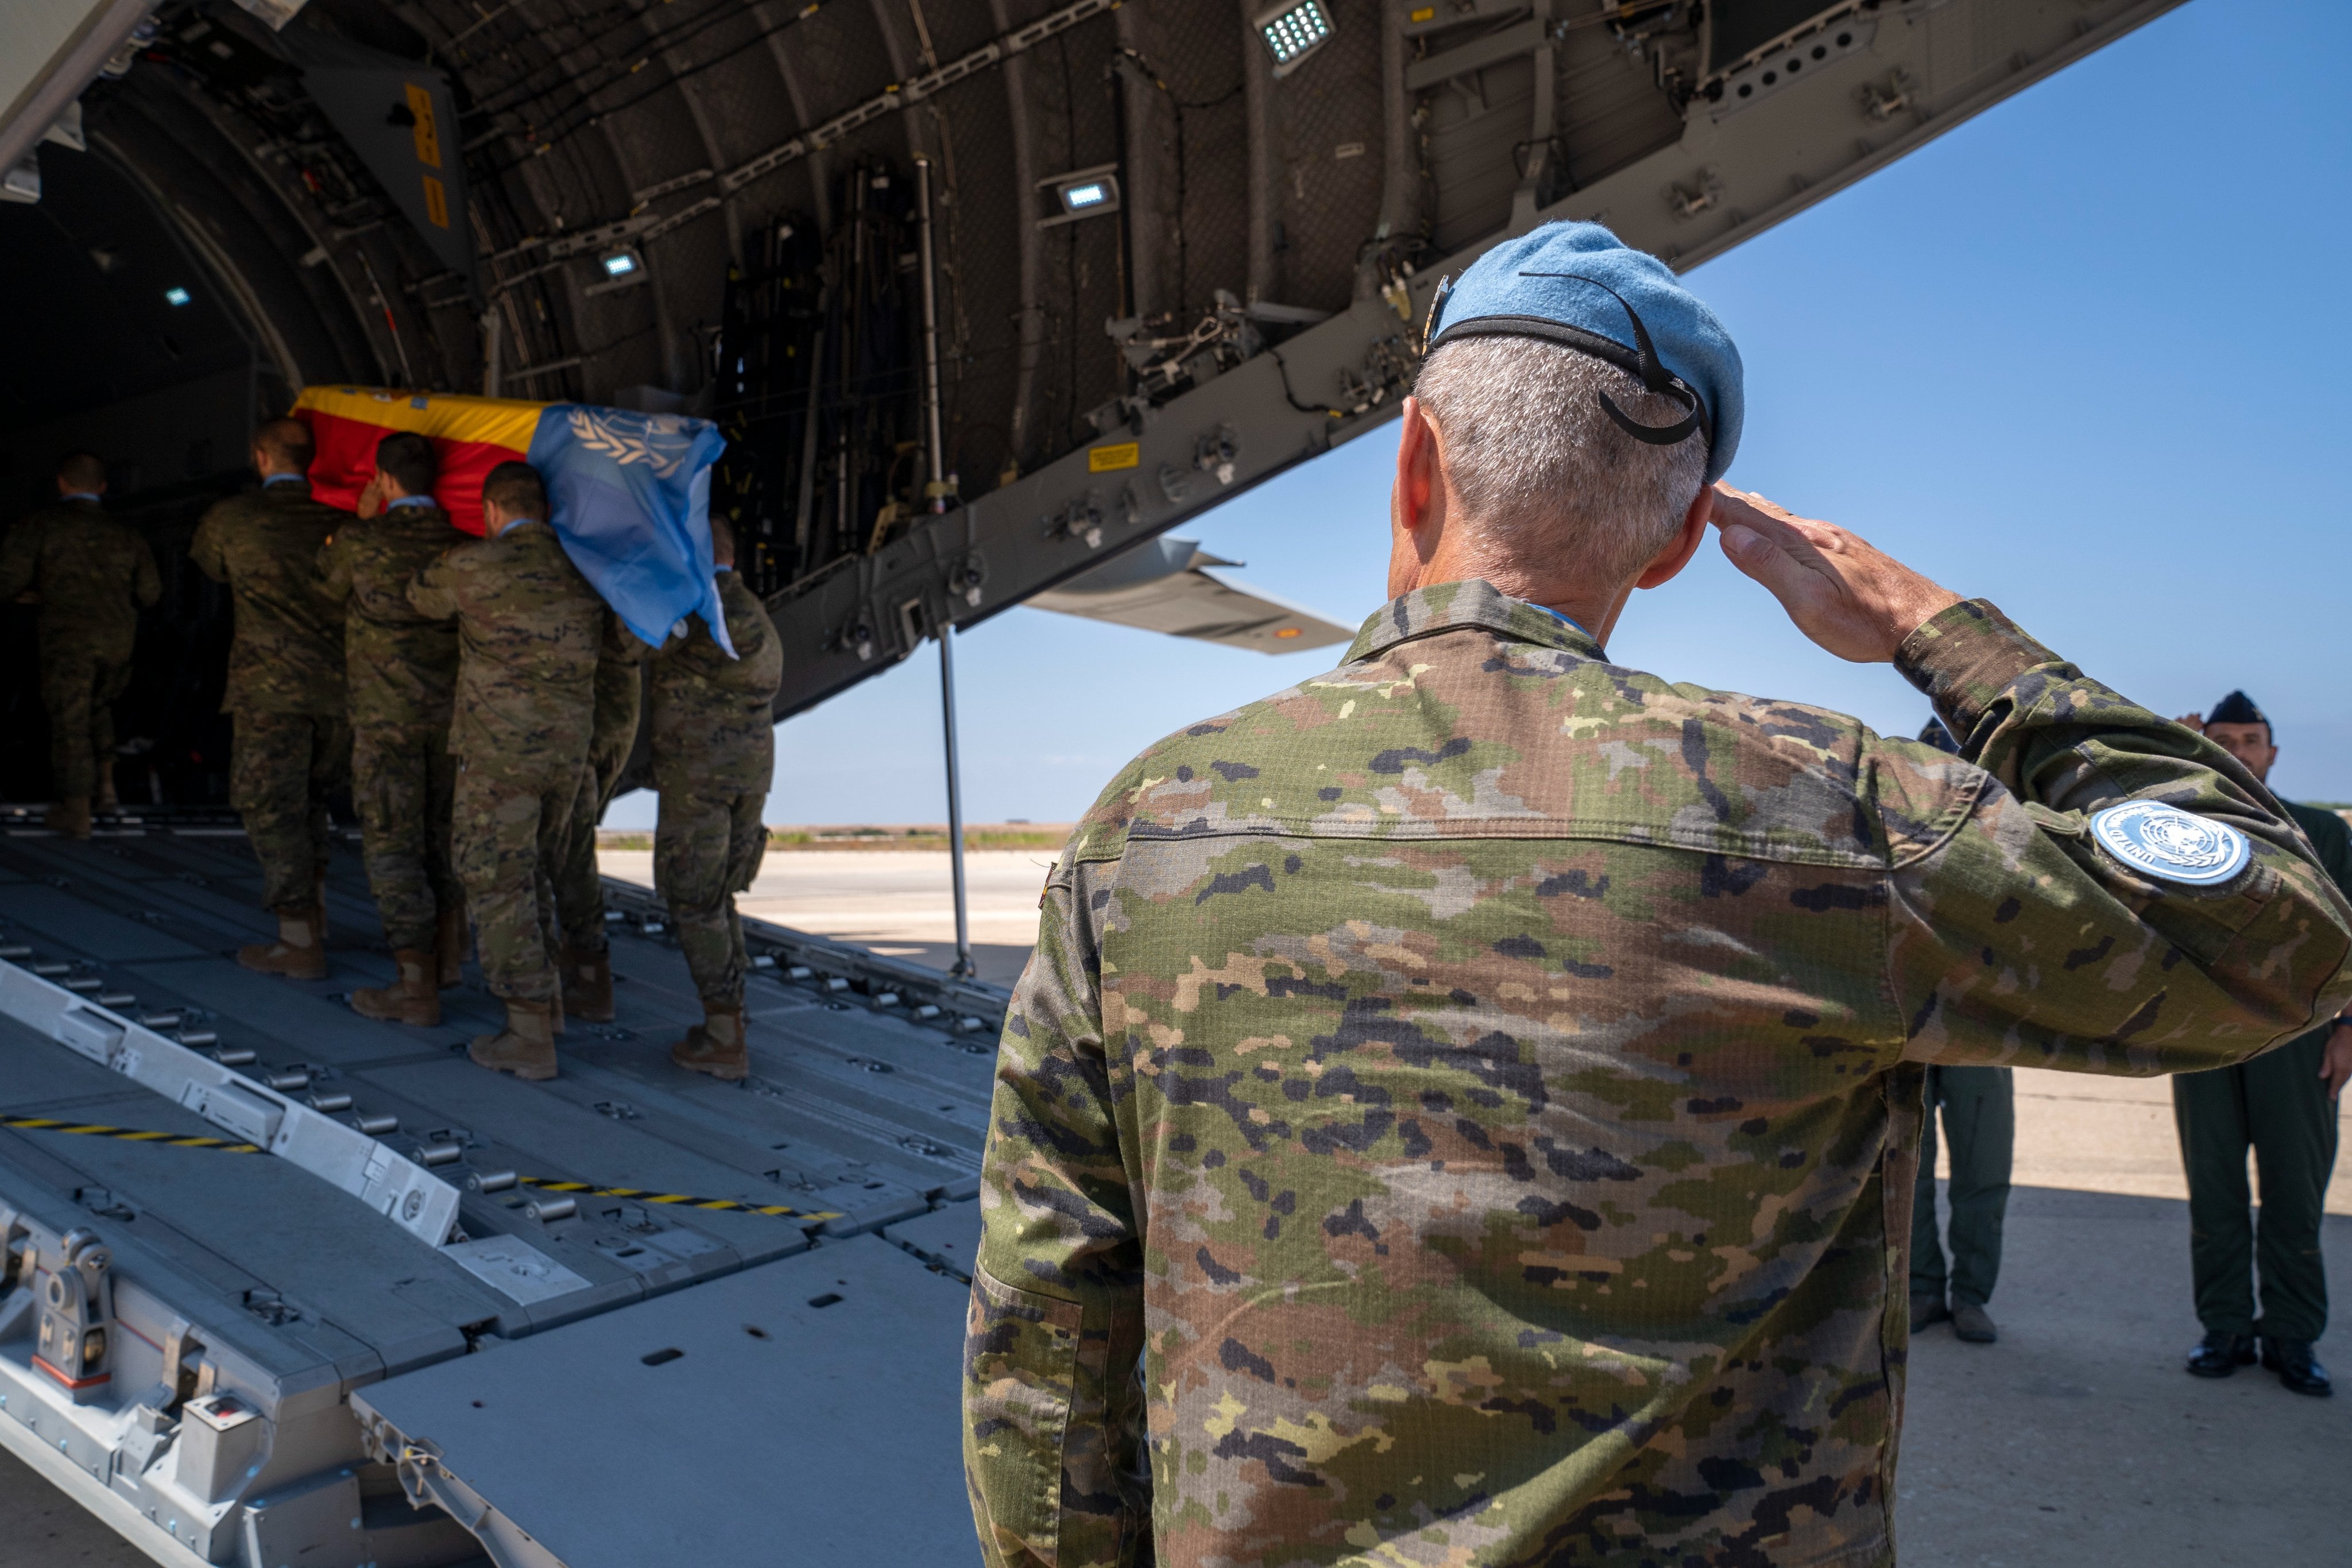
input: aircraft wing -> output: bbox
[1026,536,1355,655]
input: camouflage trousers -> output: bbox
[654,787,767,1008]
[549,744,632,959]
[230,710,351,916]
[454,764,576,1004]
[41,646,132,799]
[353,723,460,953]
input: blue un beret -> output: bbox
[1426,220,1744,485]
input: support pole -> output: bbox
[914,153,950,515]
[939,624,973,979]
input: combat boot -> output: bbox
[671,1005,748,1081]
[350,950,442,1027]
[94,772,118,813]
[238,909,328,981]
[467,999,558,1081]
[435,904,467,988]
[562,941,615,1024]
[46,797,91,841]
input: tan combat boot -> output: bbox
[435,904,467,989]
[671,1005,748,1081]
[46,797,92,841]
[467,998,558,1081]
[94,773,118,813]
[238,909,328,980]
[562,941,615,1024]
[350,950,441,1027]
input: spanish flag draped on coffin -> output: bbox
[291,385,736,655]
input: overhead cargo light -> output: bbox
[1036,164,1121,229]
[584,247,649,297]
[164,287,191,306]
[1257,0,1334,78]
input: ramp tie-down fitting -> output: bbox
[0,1118,845,1222]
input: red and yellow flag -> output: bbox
[293,386,547,536]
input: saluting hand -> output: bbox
[357,477,385,520]
[1710,484,1962,664]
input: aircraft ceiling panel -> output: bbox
[0,0,2187,722]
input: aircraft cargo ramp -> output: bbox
[0,809,1000,1568]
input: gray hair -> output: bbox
[1411,335,1711,584]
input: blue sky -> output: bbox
[610,0,2352,828]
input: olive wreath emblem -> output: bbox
[566,409,690,478]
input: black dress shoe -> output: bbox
[2259,1338,2333,1397]
[2185,1331,2257,1378]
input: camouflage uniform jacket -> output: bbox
[589,606,649,779]
[406,519,612,781]
[318,504,465,731]
[190,482,346,716]
[0,499,161,661]
[965,582,2352,1568]
[648,571,781,796]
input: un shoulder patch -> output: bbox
[2088,802,2250,887]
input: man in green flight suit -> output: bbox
[0,451,160,839]
[191,418,351,979]
[648,517,781,1080]
[1907,717,2015,1347]
[320,432,469,1025]
[2172,690,2352,1397]
[409,461,620,1079]
[961,223,2352,1568]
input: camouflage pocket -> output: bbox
[965,1261,1082,1565]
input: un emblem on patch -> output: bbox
[2088,802,2250,887]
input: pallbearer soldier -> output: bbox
[649,517,780,1080]
[2172,691,2352,1396]
[548,612,645,1024]
[320,432,466,1024]
[961,222,2352,1567]
[409,461,619,1079]
[191,419,350,978]
[0,451,160,839]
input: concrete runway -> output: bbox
[8,849,2347,1565]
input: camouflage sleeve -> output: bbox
[317,533,352,603]
[189,509,230,583]
[131,534,161,609]
[1882,599,2352,1073]
[405,553,461,621]
[965,842,1148,1568]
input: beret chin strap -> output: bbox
[1517,271,1705,448]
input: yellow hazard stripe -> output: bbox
[1,1115,262,1152]
[0,1117,844,1222]
[519,1176,841,1222]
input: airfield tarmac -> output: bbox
[6,847,2346,1566]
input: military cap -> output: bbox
[1425,219,1744,483]
[2207,690,2268,728]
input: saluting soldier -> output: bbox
[409,461,620,1079]
[320,432,467,1025]
[191,418,350,979]
[2172,690,2352,1396]
[960,223,2352,1568]
[648,517,780,1080]
[0,451,160,839]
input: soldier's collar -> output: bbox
[1344,579,1607,664]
